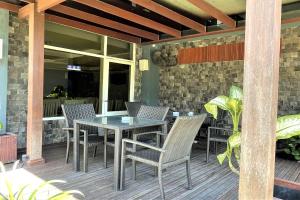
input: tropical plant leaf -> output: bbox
[276,114,300,140]
[204,96,230,119]
[48,190,84,200]
[28,180,66,200]
[217,152,227,164]
[229,85,243,100]
[16,184,30,200]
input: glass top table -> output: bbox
[73,116,167,191]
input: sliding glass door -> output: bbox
[102,59,135,115]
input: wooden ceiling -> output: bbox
[1,0,300,44]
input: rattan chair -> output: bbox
[125,102,142,117]
[206,126,232,162]
[61,104,103,172]
[43,99,60,117]
[120,114,207,200]
[103,105,169,168]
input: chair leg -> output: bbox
[93,146,97,158]
[83,144,88,173]
[206,129,210,163]
[65,141,70,164]
[158,166,165,200]
[186,159,192,190]
[104,130,108,168]
[120,151,126,190]
[132,160,136,180]
[214,142,218,154]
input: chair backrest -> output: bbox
[64,99,85,105]
[160,114,207,164]
[61,104,96,128]
[137,105,169,121]
[115,99,125,111]
[125,102,142,117]
[43,99,61,117]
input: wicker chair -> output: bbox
[61,104,103,172]
[120,114,207,200]
[103,105,169,169]
[206,126,232,162]
[43,99,60,117]
[125,102,142,117]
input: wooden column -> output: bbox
[26,3,45,165]
[239,0,282,199]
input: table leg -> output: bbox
[113,128,122,191]
[73,122,80,171]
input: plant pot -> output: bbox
[274,178,300,199]
[0,133,17,164]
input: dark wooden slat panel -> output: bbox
[51,5,158,41]
[46,14,141,44]
[75,0,181,38]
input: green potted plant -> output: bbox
[205,85,300,199]
[0,161,83,199]
[0,121,17,164]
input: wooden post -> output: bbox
[239,0,282,199]
[26,3,45,165]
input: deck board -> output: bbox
[4,144,300,200]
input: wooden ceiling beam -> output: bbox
[37,0,66,12]
[19,3,34,19]
[131,0,206,33]
[75,0,181,38]
[20,0,35,3]
[0,1,19,13]
[46,14,141,44]
[51,5,159,40]
[188,0,236,28]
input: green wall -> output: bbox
[0,9,9,133]
[140,46,160,106]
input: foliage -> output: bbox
[47,85,66,98]
[0,121,2,130]
[204,85,243,174]
[283,136,300,161]
[0,161,83,200]
[205,85,300,174]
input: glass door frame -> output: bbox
[101,57,135,116]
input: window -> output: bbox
[43,23,135,118]
[107,37,132,59]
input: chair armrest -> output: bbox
[134,131,167,137]
[62,128,74,131]
[122,138,165,153]
[62,127,87,135]
[208,127,232,132]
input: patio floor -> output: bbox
[19,143,300,200]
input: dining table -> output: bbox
[73,115,167,191]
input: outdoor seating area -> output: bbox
[1,0,300,200]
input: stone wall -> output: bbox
[7,13,28,148]
[153,25,300,116]
[134,45,143,101]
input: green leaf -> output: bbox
[276,114,300,140]
[28,180,66,200]
[217,152,227,164]
[48,190,84,200]
[204,96,230,119]
[0,122,3,130]
[229,85,243,100]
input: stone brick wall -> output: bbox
[7,13,28,148]
[134,45,143,101]
[154,25,300,116]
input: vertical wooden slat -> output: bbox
[239,0,282,199]
[26,3,45,165]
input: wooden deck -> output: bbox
[13,144,300,199]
